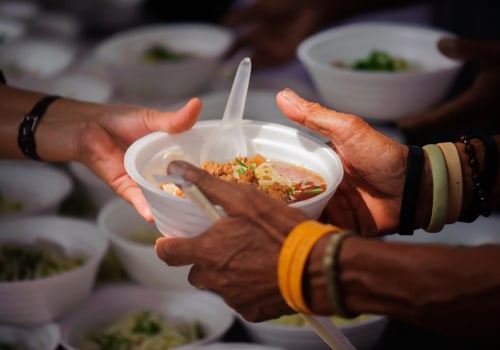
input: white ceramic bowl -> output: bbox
[124,120,344,238]
[241,314,388,350]
[67,161,117,210]
[59,284,235,350]
[0,39,75,83]
[98,196,194,290]
[297,22,463,122]
[0,160,73,218]
[90,23,234,101]
[0,216,108,326]
[0,323,60,350]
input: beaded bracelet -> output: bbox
[422,144,448,233]
[458,135,491,222]
[399,145,424,235]
[278,221,341,314]
[436,142,463,224]
[322,230,358,318]
[17,95,61,161]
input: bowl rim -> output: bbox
[297,21,463,79]
[0,215,108,286]
[241,313,388,332]
[124,119,344,209]
[59,283,235,350]
[0,161,73,217]
[92,21,234,65]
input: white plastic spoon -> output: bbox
[199,57,251,163]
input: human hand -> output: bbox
[223,0,334,67]
[276,89,410,236]
[155,159,309,321]
[397,38,500,135]
[39,97,201,221]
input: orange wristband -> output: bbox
[278,221,341,314]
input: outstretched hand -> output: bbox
[156,159,309,321]
[276,89,409,236]
[74,98,202,221]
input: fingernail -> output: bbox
[280,88,298,101]
[438,37,458,57]
[167,160,189,176]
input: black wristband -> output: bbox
[0,70,6,84]
[17,95,61,161]
[399,145,424,235]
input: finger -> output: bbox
[148,97,201,134]
[438,38,500,63]
[276,88,377,148]
[167,160,258,212]
[155,236,196,266]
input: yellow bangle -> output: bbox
[437,142,463,224]
[278,221,341,314]
[322,230,358,318]
[422,144,448,233]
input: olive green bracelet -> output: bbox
[322,230,358,318]
[436,142,463,224]
[422,144,448,233]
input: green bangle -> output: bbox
[322,230,358,318]
[422,144,448,233]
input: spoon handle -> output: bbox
[222,57,252,123]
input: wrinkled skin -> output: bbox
[156,89,408,321]
[397,38,500,135]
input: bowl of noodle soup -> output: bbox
[125,120,344,238]
[59,284,234,350]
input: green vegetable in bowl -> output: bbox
[0,242,84,281]
[269,313,374,327]
[334,50,411,72]
[0,192,25,214]
[81,311,205,350]
[140,44,193,63]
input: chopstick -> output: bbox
[165,174,355,350]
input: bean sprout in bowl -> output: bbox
[124,120,343,238]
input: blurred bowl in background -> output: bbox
[0,323,60,350]
[27,73,113,103]
[167,89,318,139]
[90,23,234,102]
[0,1,39,22]
[0,38,75,83]
[0,160,73,218]
[297,22,463,122]
[67,161,117,211]
[0,216,108,326]
[59,284,235,350]
[98,197,194,290]
[0,16,26,43]
[124,120,344,238]
[241,314,389,350]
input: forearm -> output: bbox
[339,237,500,340]
[0,84,105,162]
[305,235,500,340]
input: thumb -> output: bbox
[438,37,500,64]
[275,89,375,148]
